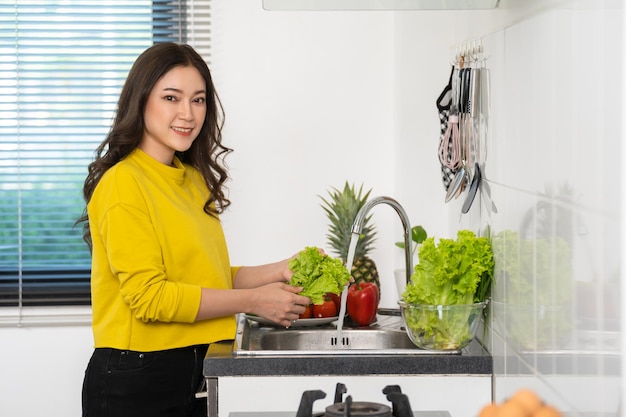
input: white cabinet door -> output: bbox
[217,375,491,417]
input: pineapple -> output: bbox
[320,182,380,293]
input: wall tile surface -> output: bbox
[455,2,623,415]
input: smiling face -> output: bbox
[140,65,207,165]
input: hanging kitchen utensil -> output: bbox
[451,132,471,201]
[462,162,482,213]
[461,48,484,210]
[438,66,461,177]
[476,62,497,214]
[436,66,459,191]
[471,49,496,214]
[461,66,473,181]
[445,161,467,203]
[445,66,472,203]
[469,66,481,166]
[445,142,470,202]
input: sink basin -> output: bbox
[257,328,415,350]
[233,313,459,356]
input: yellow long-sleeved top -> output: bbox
[88,148,238,351]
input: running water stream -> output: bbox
[335,233,359,346]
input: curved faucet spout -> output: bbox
[351,196,413,286]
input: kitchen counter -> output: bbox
[202,315,492,416]
[203,337,492,377]
[204,313,492,377]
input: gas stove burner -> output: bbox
[295,383,414,417]
[325,397,392,417]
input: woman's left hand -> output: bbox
[247,282,310,327]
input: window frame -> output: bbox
[0,0,211,312]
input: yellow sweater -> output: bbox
[88,148,237,351]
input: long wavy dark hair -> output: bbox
[76,43,232,250]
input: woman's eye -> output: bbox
[164,95,177,101]
[194,97,206,104]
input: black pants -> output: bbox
[82,345,209,417]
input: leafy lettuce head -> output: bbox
[402,230,494,306]
[288,246,351,305]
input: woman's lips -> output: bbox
[172,126,193,136]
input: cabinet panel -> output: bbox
[217,375,491,417]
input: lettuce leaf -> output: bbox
[288,246,351,305]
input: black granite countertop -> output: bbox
[203,338,492,377]
[203,314,493,378]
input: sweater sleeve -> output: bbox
[98,200,202,324]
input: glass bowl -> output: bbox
[398,300,488,350]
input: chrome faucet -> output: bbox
[351,196,413,286]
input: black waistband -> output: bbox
[95,344,210,355]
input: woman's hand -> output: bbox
[248,282,311,327]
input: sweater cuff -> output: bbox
[230,266,241,284]
[174,283,203,323]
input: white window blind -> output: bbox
[0,0,212,311]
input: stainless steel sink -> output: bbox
[232,313,459,356]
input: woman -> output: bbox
[77,43,310,417]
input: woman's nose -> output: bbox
[178,102,193,120]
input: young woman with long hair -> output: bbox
[78,43,310,417]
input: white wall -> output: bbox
[0,316,93,417]
[208,1,456,309]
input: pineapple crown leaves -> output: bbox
[319,182,378,262]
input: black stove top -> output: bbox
[228,383,451,417]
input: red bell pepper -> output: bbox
[346,282,379,326]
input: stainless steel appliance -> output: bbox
[227,383,451,417]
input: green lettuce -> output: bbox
[288,246,351,305]
[403,230,494,306]
[401,230,494,350]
